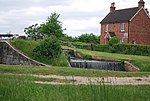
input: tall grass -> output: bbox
[0,74,150,101]
[11,39,39,57]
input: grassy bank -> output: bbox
[0,64,150,77]
[11,39,69,67]
[0,73,150,101]
[62,46,150,72]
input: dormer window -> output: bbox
[120,23,125,32]
[105,24,109,32]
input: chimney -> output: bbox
[138,0,145,8]
[110,2,116,13]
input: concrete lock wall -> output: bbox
[0,41,48,66]
[65,49,140,71]
[70,60,124,71]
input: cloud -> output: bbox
[0,0,149,36]
[0,0,72,11]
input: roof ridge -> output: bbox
[115,7,139,11]
[100,7,139,24]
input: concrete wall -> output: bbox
[0,41,48,66]
[70,60,124,71]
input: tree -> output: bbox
[24,24,44,41]
[78,33,100,44]
[39,12,64,38]
[24,12,65,40]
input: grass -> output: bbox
[0,73,150,101]
[62,46,150,72]
[10,39,150,71]
[11,39,39,57]
[0,73,75,83]
[11,39,69,67]
[0,64,150,77]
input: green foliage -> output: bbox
[108,36,119,46]
[112,44,150,56]
[24,12,65,41]
[11,39,69,67]
[81,54,92,60]
[24,24,44,41]
[39,12,64,38]
[33,36,62,62]
[63,46,150,72]
[78,33,100,44]
[49,52,70,67]
[11,39,39,57]
[94,44,110,52]
[72,42,92,50]
[0,73,150,101]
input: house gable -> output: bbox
[129,7,150,44]
[130,7,150,22]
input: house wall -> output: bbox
[129,8,150,44]
[100,22,129,44]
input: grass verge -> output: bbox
[0,73,150,101]
[0,64,150,77]
[11,39,69,67]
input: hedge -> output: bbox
[112,44,150,56]
[62,41,150,56]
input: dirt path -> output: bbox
[33,74,150,85]
[1,73,150,85]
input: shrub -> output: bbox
[108,36,119,46]
[72,42,93,50]
[94,44,110,52]
[112,44,150,56]
[33,36,62,62]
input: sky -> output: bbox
[0,0,149,37]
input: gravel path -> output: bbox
[1,73,150,85]
[33,74,150,85]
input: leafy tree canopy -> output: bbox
[77,33,100,44]
[24,12,65,41]
[40,12,64,38]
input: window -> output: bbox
[105,24,109,32]
[120,23,125,32]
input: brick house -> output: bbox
[100,0,150,45]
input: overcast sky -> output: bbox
[0,0,149,37]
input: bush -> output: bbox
[94,44,110,52]
[72,42,93,50]
[112,44,150,56]
[33,36,62,62]
[108,36,119,46]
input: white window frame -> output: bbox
[105,24,109,32]
[120,23,125,32]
